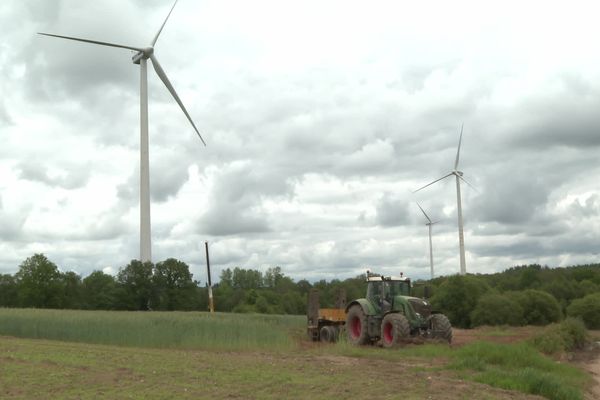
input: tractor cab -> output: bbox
[366,271,411,313]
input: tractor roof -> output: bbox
[366,274,410,282]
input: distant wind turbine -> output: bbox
[417,203,438,280]
[414,125,474,275]
[38,0,206,263]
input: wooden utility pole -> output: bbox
[205,241,214,313]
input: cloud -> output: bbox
[15,161,90,190]
[375,192,409,227]
[198,161,292,236]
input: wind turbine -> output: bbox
[417,203,438,280]
[414,125,473,275]
[38,0,205,263]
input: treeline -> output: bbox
[423,264,600,329]
[1,254,599,329]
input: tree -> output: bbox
[15,254,63,308]
[116,260,154,310]
[567,293,600,329]
[430,274,490,328]
[220,268,233,287]
[61,271,83,309]
[82,271,118,309]
[232,267,263,289]
[514,289,562,325]
[470,292,524,326]
[153,258,197,310]
[0,274,18,307]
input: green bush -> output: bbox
[529,318,587,355]
[567,293,600,329]
[514,289,562,325]
[470,292,524,326]
[430,275,490,328]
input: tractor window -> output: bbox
[388,281,410,296]
[367,281,383,304]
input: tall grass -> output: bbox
[450,341,588,400]
[0,308,304,351]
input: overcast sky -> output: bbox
[1,0,599,283]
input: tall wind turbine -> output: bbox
[417,203,438,280]
[39,0,205,263]
[414,125,473,275]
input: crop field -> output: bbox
[0,308,596,400]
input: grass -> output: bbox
[450,341,589,400]
[0,308,593,400]
[0,308,304,351]
[1,336,533,400]
[313,338,589,400]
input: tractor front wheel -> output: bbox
[428,313,452,343]
[381,313,410,348]
[346,305,369,345]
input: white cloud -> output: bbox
[1,0,600,281]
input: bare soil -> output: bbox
[451,326,538,347]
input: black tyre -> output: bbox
[319,325,337,343]
[346,305,369,345]
[428,313,452,343]
[381,313,410,348]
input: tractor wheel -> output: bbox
[381,313,410,348]
[320,325,337,343]
[428,314,452,343]
[346,305,369,345]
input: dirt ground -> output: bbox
[451,326,539,347]
[574,331,600,400]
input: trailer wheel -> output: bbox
[428,314,452,343]
[381,313,409,348]
[346,305,369,345]
[320,325,337,343]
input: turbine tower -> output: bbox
[39,0,205,263]
[417,203,437,280]
[414,125,473,275]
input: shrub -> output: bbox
[567,293,600,329]
[514,289,562,325]
[529,317,587,355]
[431,275,490,328]
[471,292,524,327]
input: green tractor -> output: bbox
[345,271,452,347]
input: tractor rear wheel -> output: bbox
[346,305,369,345]
[381,313,410,348]
[428,314,452,343]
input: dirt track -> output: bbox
[585,354,600,400]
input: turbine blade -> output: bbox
[150,54,206,146]
[459,175,478,192]
[413,173,453,193]
[151,0,178,47]
[454,123,464,170]
[417,202,432,223]
[38,32,143,52]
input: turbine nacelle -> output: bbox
[453,170,463,177]
[132,47,154,64]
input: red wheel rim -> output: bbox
[350,316,361,338]
[383,321,393,344]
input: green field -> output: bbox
[0,308,304,351]
[0,308,593,400]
